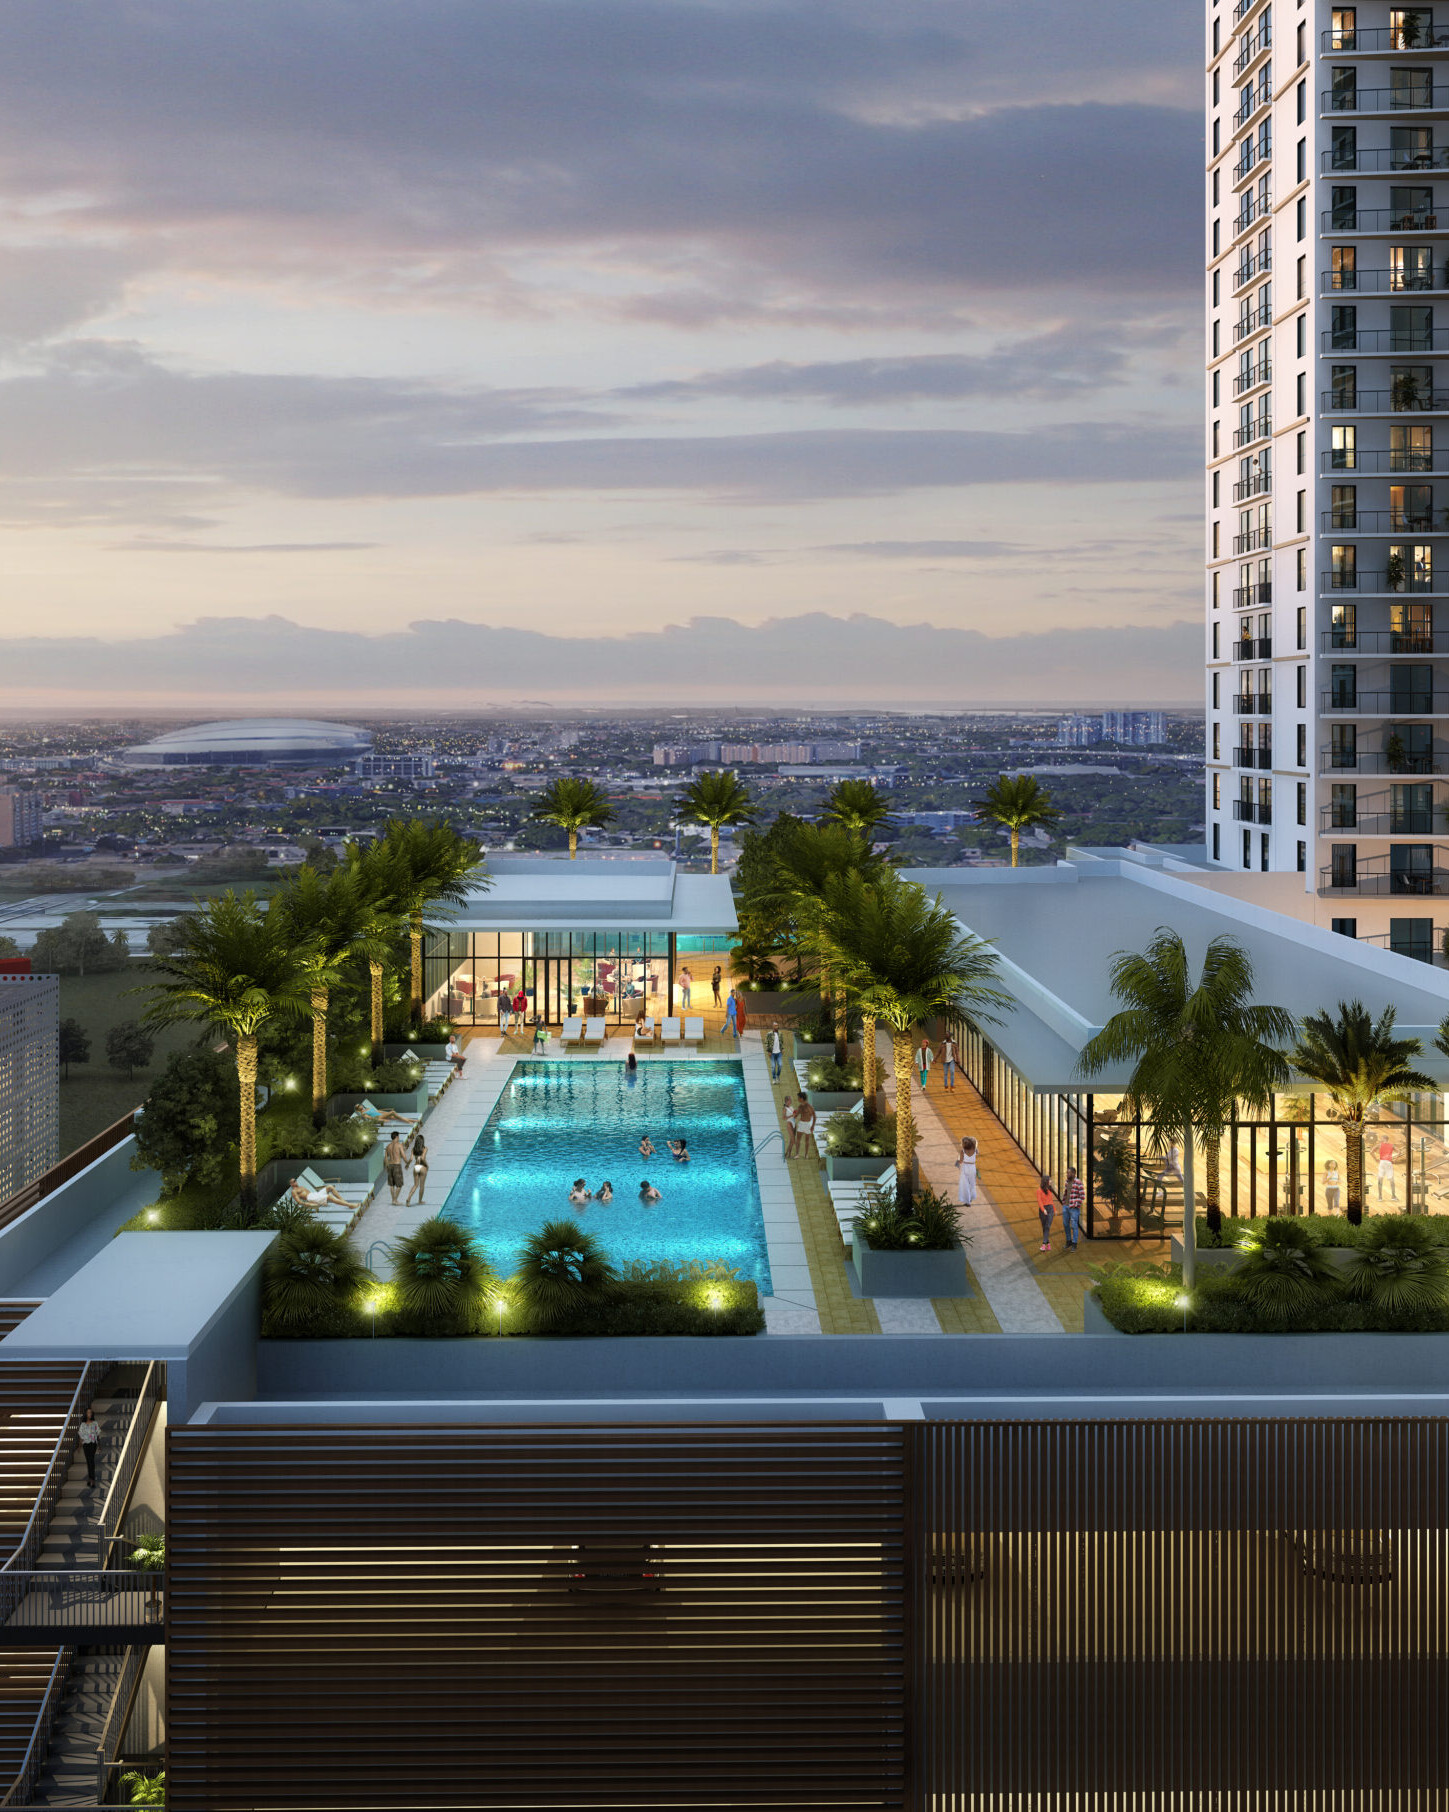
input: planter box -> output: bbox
[826,1155,897,1183]
[807,1089,863,1114]
[257,1142,384,1201]
[1170,1238,1243,1272]
[739,991,821,1020]
[791,1040,835,1064]
[1083,1292,1119,1334]
[383,1042,447,1062]
[851,1239,969,1298]
[329,1086,428,1119]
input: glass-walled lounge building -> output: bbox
[906,852,1449,1242]
[423,856,736,1028]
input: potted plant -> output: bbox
[129,1531,165,1621]
[120,1770,166,1805]
[850,1186,971,1298]
[824,1110,907,1181]
[1386,729,1409,773]
[1387,550,1408,591]
[804,1056,864,1112]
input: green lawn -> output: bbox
[56,965,198,1157]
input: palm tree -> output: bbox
[1297,1001,1434,1224]
[376,819,485,1019]
[679,770,755,874]
[768,822,882,1068]
[344,844,412,1065]
[823,778,894,839]
[142,892,312,1211]
[1078,930,1296,1288]
[973,774,1061,867]
[273,865,370,1124]
[530,778,615,859]
[824,870,1010,1207]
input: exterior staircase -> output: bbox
[33,1371,135,1573]
[27,1650,128,1806]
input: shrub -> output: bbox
[1233,1219,1340,1325]
[806,1057,862,1093]
[132,1048,239,1196]
[512,1218,617,1329]
[1197,1211,1449,1251]
[369,1057,424,1094]
[857,1184,964,1253]
[389,1217,493,1332]
[120,1770,165,1806]
[824,1110,904,1160]
[269,1114,374,1163]
[263,1223,366,1334]
[564,1278,763,1335]
[796,1006,861,1047]
[1341,1217,1449,1315]
[619,1258,743,1284]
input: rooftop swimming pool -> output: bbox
[443,1060,772,1292]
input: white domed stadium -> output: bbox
[120,718,373,768]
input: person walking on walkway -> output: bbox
[711,965,723,1006]
[725,988,739,1041]
[1037,1172,1057,1252]
[1061,1169,1085,1250]
[384,1131,407,1204]
[768,1027,783,1083]
[939,1033,958,1092]
[956,1136,978,1206]
[78,1406,99,1488]
[404,1135,429,1207]
[793,1094,816,1158]
[917,1038,934,1091]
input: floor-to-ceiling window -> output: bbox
[424,931,675,1026]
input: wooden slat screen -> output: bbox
[915,1418,1449,1803]
[166,1423,908,1812]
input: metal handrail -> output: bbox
[0,1645,72,1807]
[93,1646,147,1804]
[95,1363,160,1567]
[0,1361,100,1578]
[0,1569,162,1630]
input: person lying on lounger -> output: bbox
[289,1178,354,1209]
[354,1100,418,1125]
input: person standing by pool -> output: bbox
[532,1022,548,1055]
[956,1137,978,1206]
[404,1135,429,1206]
[917,1038,934,1091]
[939,1033,957,1092]
[384,1131,407,1205]
[768,1028,783,1083]
[793,1095,817,1158]
[498,990,512,1034]
[680,966,693,1010]
[711,965,723,1006]
[725,989,739,1042]
[513,986,528,1027]
[782,1094,798,1157]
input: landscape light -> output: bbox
[146,1209,160,1225]
[492,1296,508,1337]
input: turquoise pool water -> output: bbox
[443,1060,772,1291]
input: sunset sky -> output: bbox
[0,1,1202,708]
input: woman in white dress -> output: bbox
[956,1135,978,1206]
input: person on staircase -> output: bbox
[78,1406,99,1489]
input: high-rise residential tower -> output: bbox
[0,969,58,1202]
[1208,1,1449,955]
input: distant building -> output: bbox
[355,752,436,780]
[0,970,59,1201]
[120,718,373,769]
[1102,710,1167,747]
[0,789,42,848]
[1057,716,1103,749]
[896,810,976,832]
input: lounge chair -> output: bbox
[562,1017,584,1045]
[633,1016,656,1043]
[352,1098,419,1127]
[660,1017,683,1045]
[584,1018,607,1044]
[682,1016,704,1045]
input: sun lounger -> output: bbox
[682,1016,704,1045]
[633,1016,656,1043]
[660,1018,682,1044]
[352,1098,419,1126]
[584,1017,607,1044]
[562,1017,584,1045]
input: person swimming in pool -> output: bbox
[667,1137,690,1163]
[596,1181,613,1204]
[567,1177,592,1204]
[639,1135,656,1158]
[639,1179,662,1203]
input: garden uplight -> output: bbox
[706,1289,724,1311]
[146,1209,160,1225]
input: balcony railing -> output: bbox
[1233,581,1272,606]
[1361,927,1449,965]
[1234,193,1270,237]
[1236,89,1271,129]
[1234,415,1273,447]
[1234,525,1273,552]
[1235,745,1273,768]
[1234,693,1274,714]
[1234,303,1273,341]
[0,1570,162,1640]
[1233,468,1273,499]
[1233,358,1271,395]
[1234,636,1273,660]
[1321,270,1449,297]
[1319,807,1440,834]
[1321,449,1443,474]
[1323,86,1440,113]
[1324,25,1449,51]
[1234,24,1271,75]
[1320,688,1449,714]
[1323,145,1449,173]
[1320,854,1449,895]
[1322,387,1449,412]
[1234,248,1272,288]
[1232,0,1262,24]
[1321,628,1449,654]
[1322,571,1444,596]
[1233,799,1273,822]
[1320,328,1449,352]
[1321,509,1449,533]
[1321,207,1447,233]
[1320,746,1449,775]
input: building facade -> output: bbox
[1207,2,1449,947]
[0,971,58,1203]
[0,788,42,849]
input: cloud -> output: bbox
[106,539,378,554]
[0,610,1200,706]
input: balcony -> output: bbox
[1234,303,1273,342]
[1235,89,1271,130]
[1321,207,1446,233]
[1233,581,1272,606]
[1233,193,1270,238]
[1234,636,1273,660]
[1321,449,1444,475]
[1233,359,1271,396]
[1324,25,1449,51]
[1233,468,1273,499]
[1232,0,1263,24]
[1321,629,1449,655]
[1320,851,1449,895]
[1234,415,1273,448]
[1232,145,1264,187]
[1319,805,1440,835]
[1321,270,1449,297]
[1234,24,1271,76]
[1360,927,1449,964]
[1321,570,1445,596]
[1233,525,1273,553]
[1233,799,1273,823]
[1234,692,1274,714]
[1323,145,1449,174]
[1321,386,1449,411]
[1319,746,1449,775]
[1320,328,1449,352]
[1235,745,1273,769]
[1319,688,1449,715]
[1320,509,1449,533]
[1323,86,1442,114]
[1233,248,1272,290]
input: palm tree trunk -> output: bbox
[710,825,720,874]
[410,910,424,1020]
[237,1034,259,1214]
[834,987,848,1068]
[310,989,329,1127]
[369,960,384,1066]
[1010,825,1020,867]
[861,1013,878,1124]
[1181,1134,1196,1294]
[1203,1130,1222,1234]
[568,828,578,859]
[1346,1111,1365,1223]
[892,1030,916,1210]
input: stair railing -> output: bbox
[95,1362,162,1566]
[94,1644,148,1804]
[0,1361,101,1579]
[0,1644,73,1807]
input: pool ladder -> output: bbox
[753,1130,783,1156]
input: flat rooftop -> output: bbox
[451,856,736,933]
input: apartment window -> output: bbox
[1298,255,1307,298]
[1297,371,1307,415]
[1297,79,1306,123]
[1213,369,1220,405]
[1331,364,1357,408]
[1212,269,1220,305]
[1297,136,1307,180]
[1213,118,1220,154]
[1297,22,1306,63]
[1333,124,1357,169]
[1212,671,1221,707]
[1213,822,1222,860]
[1297,195,1307,239]
[1213,218,1221,256]
[1297,722,1308,767]
[1213,169,1220,205]
[1297,840,1307,872]
[1243,828,1253,869]
[1333,303,1358,348]
[1212,470,1220,506]
[1296,314,1307,358]
[1213,420,1220,455]
[1297,547,1308,591]
[1212,621,1220,659]
[1214,68,1220,105]
[1213,570,1221,607]
[1297,430,1306,473]
[1298,489,1307,531]
[1332,916,1358,937]
[1213,721,1221,760]
[1332,246,1357,291]
[1213,521,1220,556]
[1212,773,1222,810]
[1332,424,1357,468]
[1212,319,1220,356]
[1295,781,1307,826]
[1261,833,1270,872]
[1297,666,1307,708]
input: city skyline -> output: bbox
[0,1,1202,707]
